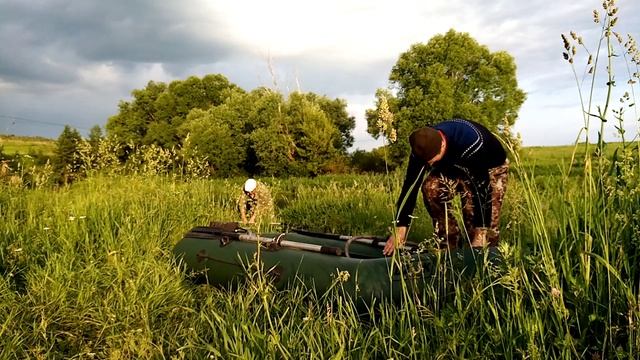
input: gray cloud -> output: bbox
[0,0,240,85]
[0,0,639,147]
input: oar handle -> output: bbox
[238,234,343,256]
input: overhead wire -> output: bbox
[0,114,91,133]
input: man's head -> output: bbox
[243,178,257,195]
[409,127,446,165]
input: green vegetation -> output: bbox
[1,1,638,358]
[106,76,355,177]
[366,29,526,166]
[0,134,56,158]
[519,142,629,177]
[0,149,639,358]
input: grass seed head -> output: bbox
[561,34,571,50]
[377,95,396,143]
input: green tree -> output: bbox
[366,29,526,163]
[88,125,103,149]
[107,80,167,146]
[249,92,342,176]
[106,75,355,176]
[288,93,341,174]
[248,90,297,176]
[350,147,389,173]
[154,75,242,127]
[180,108,246,177]
[301,93,355,152]
[251,123,296,176]
[106,75,243,149]
[54,125,83,183]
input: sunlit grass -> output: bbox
[0,157,638,358]
[0,135,56,158]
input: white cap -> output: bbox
[243,178,257,192]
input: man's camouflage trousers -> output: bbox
[421,161,509,248]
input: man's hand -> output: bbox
[383,226,408,256]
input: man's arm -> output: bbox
[384,154,427,256]
[394,153,428,227]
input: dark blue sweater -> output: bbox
[395,119,506,228]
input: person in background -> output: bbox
[383,118,509,255]
[238,178,274,224]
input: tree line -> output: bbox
[106,74,356,177]
[46,29,525,183]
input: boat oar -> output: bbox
[237,233,343,256]
[188,227,343,256]
[290,228,418,252]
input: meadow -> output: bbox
[1,138,639,359]
[0,135,56,158]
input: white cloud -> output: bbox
[0,79,16,93]
[207,0,487,62]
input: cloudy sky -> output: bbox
[1,0,639,150]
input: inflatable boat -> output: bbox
[173,222,502,304]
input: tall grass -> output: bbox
[1,3,640,359]
[0,162,636,358]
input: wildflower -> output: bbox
[68,216,76,221]
[377,95,396,143]
[389,128,397,143]
[79,215,86,219]
[337,270,350,283]
[43,227,50,231]
[593,10,600,23]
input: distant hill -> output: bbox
[0,134,56,157]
